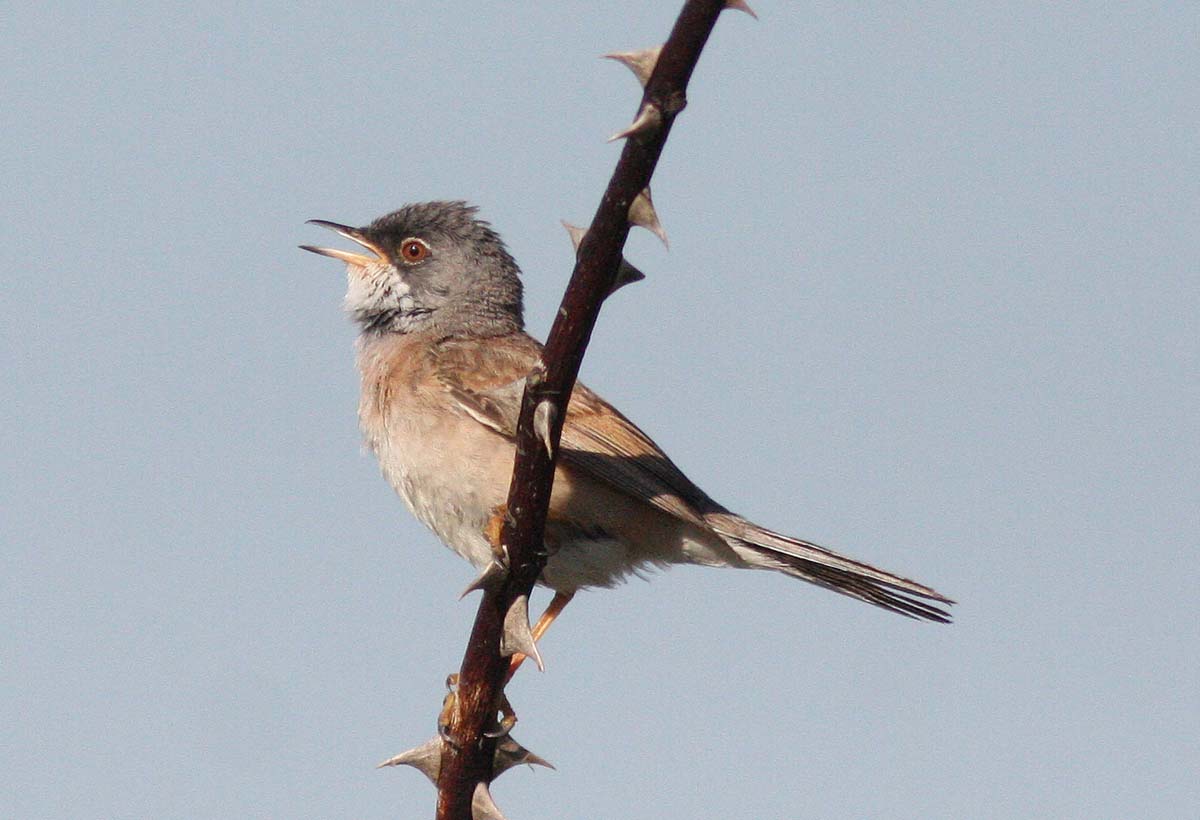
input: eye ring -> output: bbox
[399,238,430,264]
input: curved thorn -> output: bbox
[725,0,758,19]
[471,782,508,820]
[459,561,508,599]
[533,400,557,458]
[493,736,556,777]
[561,220,586,252]
[611,259,647,293]
[533,401,557,458]
[519,750,554,771]
[603,44,663,87]
[562,221,647,295]
[500,595,544,672]
[629,188,669,249]
[607,103,663,143]
[377,736,443,784]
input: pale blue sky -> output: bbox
[3,3,1197,818]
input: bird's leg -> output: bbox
[484,503,510,565]
[505,591,574,683]
[483,505,574,679]
[439,675,514,744]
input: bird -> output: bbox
[301,200,952,658]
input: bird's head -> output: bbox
[302,201,524,337]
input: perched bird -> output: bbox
[302,201,952,651]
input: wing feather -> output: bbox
[433,333,953,620]
[435,334,714,527]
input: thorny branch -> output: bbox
[433,2,745,817]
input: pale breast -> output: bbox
[356,333,514,571]
[353,332,717,593]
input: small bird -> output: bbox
[302,201,952,651]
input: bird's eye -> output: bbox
[399,238,430,264]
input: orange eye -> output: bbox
[399,238,429,263]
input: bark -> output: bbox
[435,3,732,816]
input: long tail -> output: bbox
[708,513,954,623]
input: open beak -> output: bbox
[300,220,385,266]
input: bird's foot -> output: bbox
[483,503,512,561]
[484,692,518,738]
[438,676,516,741]
[438,674,461,745]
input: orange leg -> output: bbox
[484,504,509,562]
[506,591,574,682]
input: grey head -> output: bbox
[301,201,524,337]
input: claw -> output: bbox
[607,102,663,142]
[533,400,557,458]
[724,0,758,18]
[484,711,518,739]
[629,187,669,248]
[561,221,647,295]
[459,560,508,598]
[604,45,662,87]
[483,714,517,739]
[493,736,556,777]
[499,594,544,672]
[483,693,518,739]
[438,687,459,744]
[377,736,443,783]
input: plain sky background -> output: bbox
[4,3,1197,818]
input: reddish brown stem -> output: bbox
[434,3,730,817]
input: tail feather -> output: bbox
[709,513,954,623]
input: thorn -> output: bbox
[471,782,508,820]
[629,187,669,248]
[458,560,508,599]
[724,0,758,19]
[533,400,557,458]
[493,736,556,777]
[377,736,443,784]
[561,220,586,252]
[561,221,647,295]
[603,44,662,87]
[607,102,663,142]
[500,594,544,672]
[612,261,647,293]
